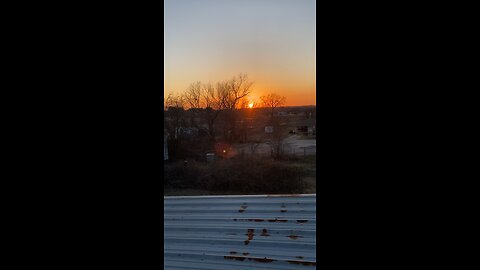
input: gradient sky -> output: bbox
[164,0,316,106]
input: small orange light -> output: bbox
[223,150,226,153]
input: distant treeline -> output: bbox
[164,73,314,161]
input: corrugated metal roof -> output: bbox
[164,194,316,269]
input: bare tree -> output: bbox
[202,82,223,143]
[258,93,286,158]
[184,81,203,109]
[219,73,253,110]
[165,93,185,109]
[164,93,187,160]
[203,82,217,110]
[240,98,250,110]
[269,118,287,160]
[164,93,186,139]
[183,81,204,128]
[218,74,253,143]
[173,74,253,145]
[260,93,286,118]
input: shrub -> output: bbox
[197,157,307,194]
[164,157,308,194]
[164,160,203,189]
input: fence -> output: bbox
[234,143,316,157]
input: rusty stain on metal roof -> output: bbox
[288,234,304,240]
[267,218,288,222]
[224,255,246,261]
[164,194,316,269]
[260,229,270,236]
[233,218,265,222]
[252,257,275,263]
[287,260,317,266]
[244,228,255,245]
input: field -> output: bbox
[164,106,316,196]
[164,155,316,196]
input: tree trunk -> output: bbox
[228,111,236,144]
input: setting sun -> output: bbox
[248,102,254,109]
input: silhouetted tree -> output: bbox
[260,93,286,119]
[183,81,203,128]
[218,74,253,143]
[164,93,186,159]
[270,118,287,160]
[171,74,253,146]
[184,81,203,109]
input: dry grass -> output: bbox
[164,155,316,195]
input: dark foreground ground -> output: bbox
[164,155,316,196]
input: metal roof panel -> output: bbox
[164,194,316,269]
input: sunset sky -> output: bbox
[164,0,316,106]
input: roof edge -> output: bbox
[164,194,316,199]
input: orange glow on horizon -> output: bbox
[165,0,315,107]
[164,77,316,107]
